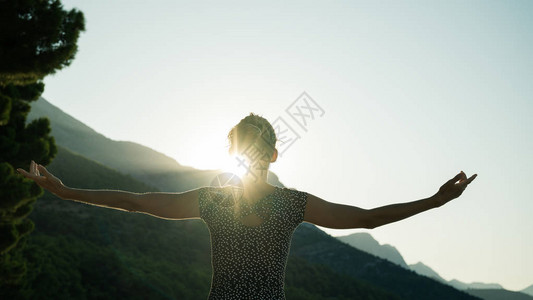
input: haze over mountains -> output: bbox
[337,232,533,299]
[28,97,284,192]
[20,97,530,299]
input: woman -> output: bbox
[18,113,477,300]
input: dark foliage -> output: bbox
[0,0,85,85]
[0,0,84,285]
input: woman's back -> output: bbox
[199,186,308,300]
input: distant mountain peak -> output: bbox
[409,262,446,283]
[336,232,408,268]
[522,284,533,297]
[448,279,503,290]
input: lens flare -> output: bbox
[221,154,249,180]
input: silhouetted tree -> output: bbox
[0,0,84,285]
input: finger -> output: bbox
[446,172,463,185]
[37,164,51,177]
[457,181,468,190]
[459,173,477,186]
[458,174,477,189]
[30,161,36,174]
[32,161,41,176]
[459,171,467,182]
[17,168,31,178]
[37,165,54,178]
[35,161,41,176]
[17,168,39,180]
[466,174,477,184]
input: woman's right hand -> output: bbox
[17,161,66,198]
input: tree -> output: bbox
[0,0,84,285]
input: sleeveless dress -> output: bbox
[198,185,308,300]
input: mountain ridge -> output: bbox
[337,232,408,268]
[335,232,532,299]
[27,97,196,176]
[522,284,533,297]
[27,97,285,191]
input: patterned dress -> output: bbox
[198,185,308,300]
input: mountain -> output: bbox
[336,232,512,294]
[466,289,533,300]
[27,97,288,192]
[409,262,447,283]
[27,98,194,176]
[337,232,530,300]
[337,232,408,268]
[449,279,504,291]
[292,224,476,299]
[47,146,158,193]
[523,284,533,297]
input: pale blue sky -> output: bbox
[42,0,532,291]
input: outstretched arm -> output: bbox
[304,171,477,229]
[17,161,200,220]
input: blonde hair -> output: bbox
[227,113,277,161]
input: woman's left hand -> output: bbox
[434,171,477,207]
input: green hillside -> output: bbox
[48,146,158,193]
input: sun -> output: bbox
[172,134,233,171]
[220,154,249,180]
[174,141,249,181]
[171,125,265,183]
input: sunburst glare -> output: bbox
[221,154,250,180]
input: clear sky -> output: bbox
[42,0,532,291]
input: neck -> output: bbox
[239,173,276,202]
[241,173,268,186]
[238,158,270,185]
[240,165,272,190]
